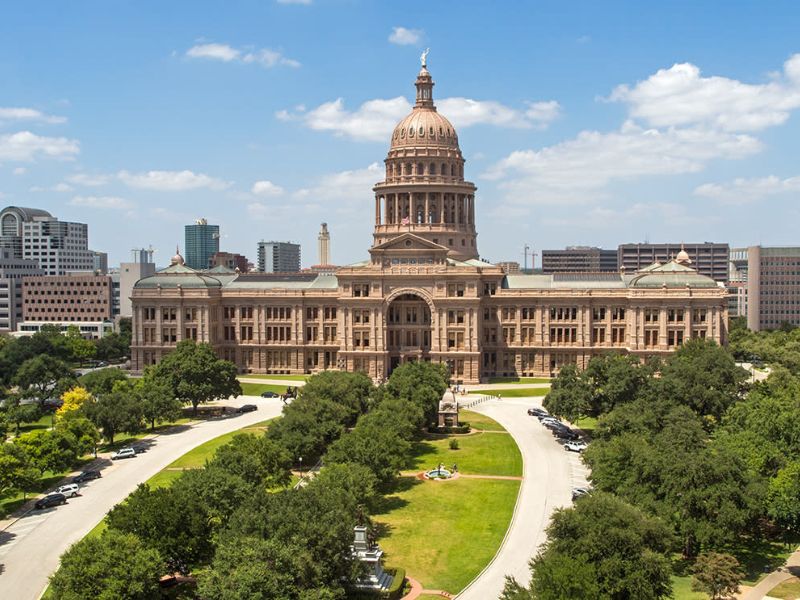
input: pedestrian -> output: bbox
[452,463,458,473]
[497,392,502,401]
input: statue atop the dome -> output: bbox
[420,48,429,68]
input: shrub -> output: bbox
[449,438,460,450]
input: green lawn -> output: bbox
[16,413,55,435]
[166,420,272,469]
[375,476,519,593]
[671,575,706,600]
[239,382,292,397]
[238,374,309,381]
[460,409,506,432]
[487,376,551,384]
[575,416,598,435]
[410,430,522,477]
[768,577,800,599]
[469,387,549,397]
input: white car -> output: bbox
[111,447,136,460]
[540,417,561,426]
[55,483,81,498]
[564,440,588,453]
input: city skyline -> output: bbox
[2,1,800,268]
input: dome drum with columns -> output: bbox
[372,64,478,260]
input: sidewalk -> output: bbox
[739,546,800,600]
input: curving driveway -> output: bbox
[0,396,284,600]
[456,396,588,600]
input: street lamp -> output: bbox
[298,456,303,481]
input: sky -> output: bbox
[2,0,800,269]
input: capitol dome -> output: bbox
[390,67,460,151]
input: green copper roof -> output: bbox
[628,260,718,288]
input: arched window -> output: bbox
[406,163,412,176]
[441,163,447,176]
[417,162,423,176]
[429,162,436,175]
[451,164,456,177]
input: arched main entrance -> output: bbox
[386,293,432,374]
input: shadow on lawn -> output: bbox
[371,477,419,516]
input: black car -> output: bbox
[527,407,548,417]
[260,391,279,398]
[34,493,67,510]
[554,429,580,441]
[543,420,566,431]
[236,404,258,413]
[72,470,101,484]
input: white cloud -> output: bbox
[12,167,26,175]
[251,180,284,196]
[30,182,73,192]
[70,195,133,210]
[608,53,800,132]
[282,96,561,141]
[66,173,112,186]
[118,169,230,191]
[694,175,800,204]
[389,27,423,46]
[185,42,300,68]
[0,107,66,124]
[484,121,761,207]
[0,131,79,162]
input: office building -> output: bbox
[742,246,800,331]
[22,274,113,323]
[91,250,108,274]
[618,242,730,283]
[209,252,248,272]
[257,241,301,273]
[184,219,219,271]
[542,247,618,273]
[0,249,44,332]
[496,261,521,274]
[0,206,95,275]
[132,61,728,380]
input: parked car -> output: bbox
[555,429,580,441]
[564,440,588,452]
[72,470,101,484]
[527,407,549,417]
[543,420,566,431]
[260,391,279,398]
[572,487,591,501]
[34,493,67,510]
[236,404,258,414]
[55,483,81,498]
[111,447,136,460]
[540,417,561,426]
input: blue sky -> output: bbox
[2,0,800,268]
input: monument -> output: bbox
[350,525,394,591]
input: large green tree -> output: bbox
[0,443,40,496]
[507,493,674,600]
[298,370,373,426]
[691,552,744,600]
[82,391,144,444]
[134,376,183,430]
[146,340,241,415]
[385,361,448,426]
[208,433,292,489]
[49,530,163,600]
[266,396,348,464]
[79,367,128,395]
[13,428,79,473]
[543,363,593,422]
[13,355,75,405]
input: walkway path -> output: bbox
[454,396,587,600]
[0,396,285,600]
[739,546,800,600]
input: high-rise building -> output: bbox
[257,241,301,273]
[184,219,219,270]
[0,249,44,332]
[0,206,95,275]
[209,252,248,272]
[496,261,521,274]
[728,247,749,319]
[22,274,113,323]
[118,261,156,318]
[91,250,108,274]
[318,223,331,266]
[618,242,730,282]
[542,247,618,273]
[742,246,800,331]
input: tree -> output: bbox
[13,428,79,473]
[146,340,241,415]
[79,368,128,395]
[106,482,213,569]
[385,361,448,426]
[208,433,292,489]
[299,371,373,426]
[56,415,100,457]
[65,326,96,365]
[518,493,674,600]
[0,443,40,496]
[57,386,92,419]
[82,391,144,444]
[13,355,75,406]
[583,353,652,415]
[543,364,593,422]
[767,461,800,538]
[3,395,43,435]
[691,552,744,600]
[266,396,349,464]
[49,529,163,600]
[171,466,253,531]
[134,377,182,430]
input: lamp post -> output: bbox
[298,456,303,481]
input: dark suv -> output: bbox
[34,493,67,510]
[236,404,258,414]
[73,470,101,484]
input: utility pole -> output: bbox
[522,244,537,272]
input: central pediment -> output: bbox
[370,232,450,254]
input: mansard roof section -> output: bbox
[135,263,224,289]
[222,272,338,290]
[629,259,719,288]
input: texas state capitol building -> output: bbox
[131,60,729,383]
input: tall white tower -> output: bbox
[318,222,331,265]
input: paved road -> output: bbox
[456,396,588,600]
[0,396,284,600]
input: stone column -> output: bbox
[424,193,430,225]
[439,194,445,224]
[659,307,668,348]
[375,196,380,225]
[455,194,461,225]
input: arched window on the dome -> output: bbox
[451,164,456,177]
[441,163,447,176]
[429,203,437,224]
[405,163,412,176]
[429,162,436,175]
[417,162,423,176]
